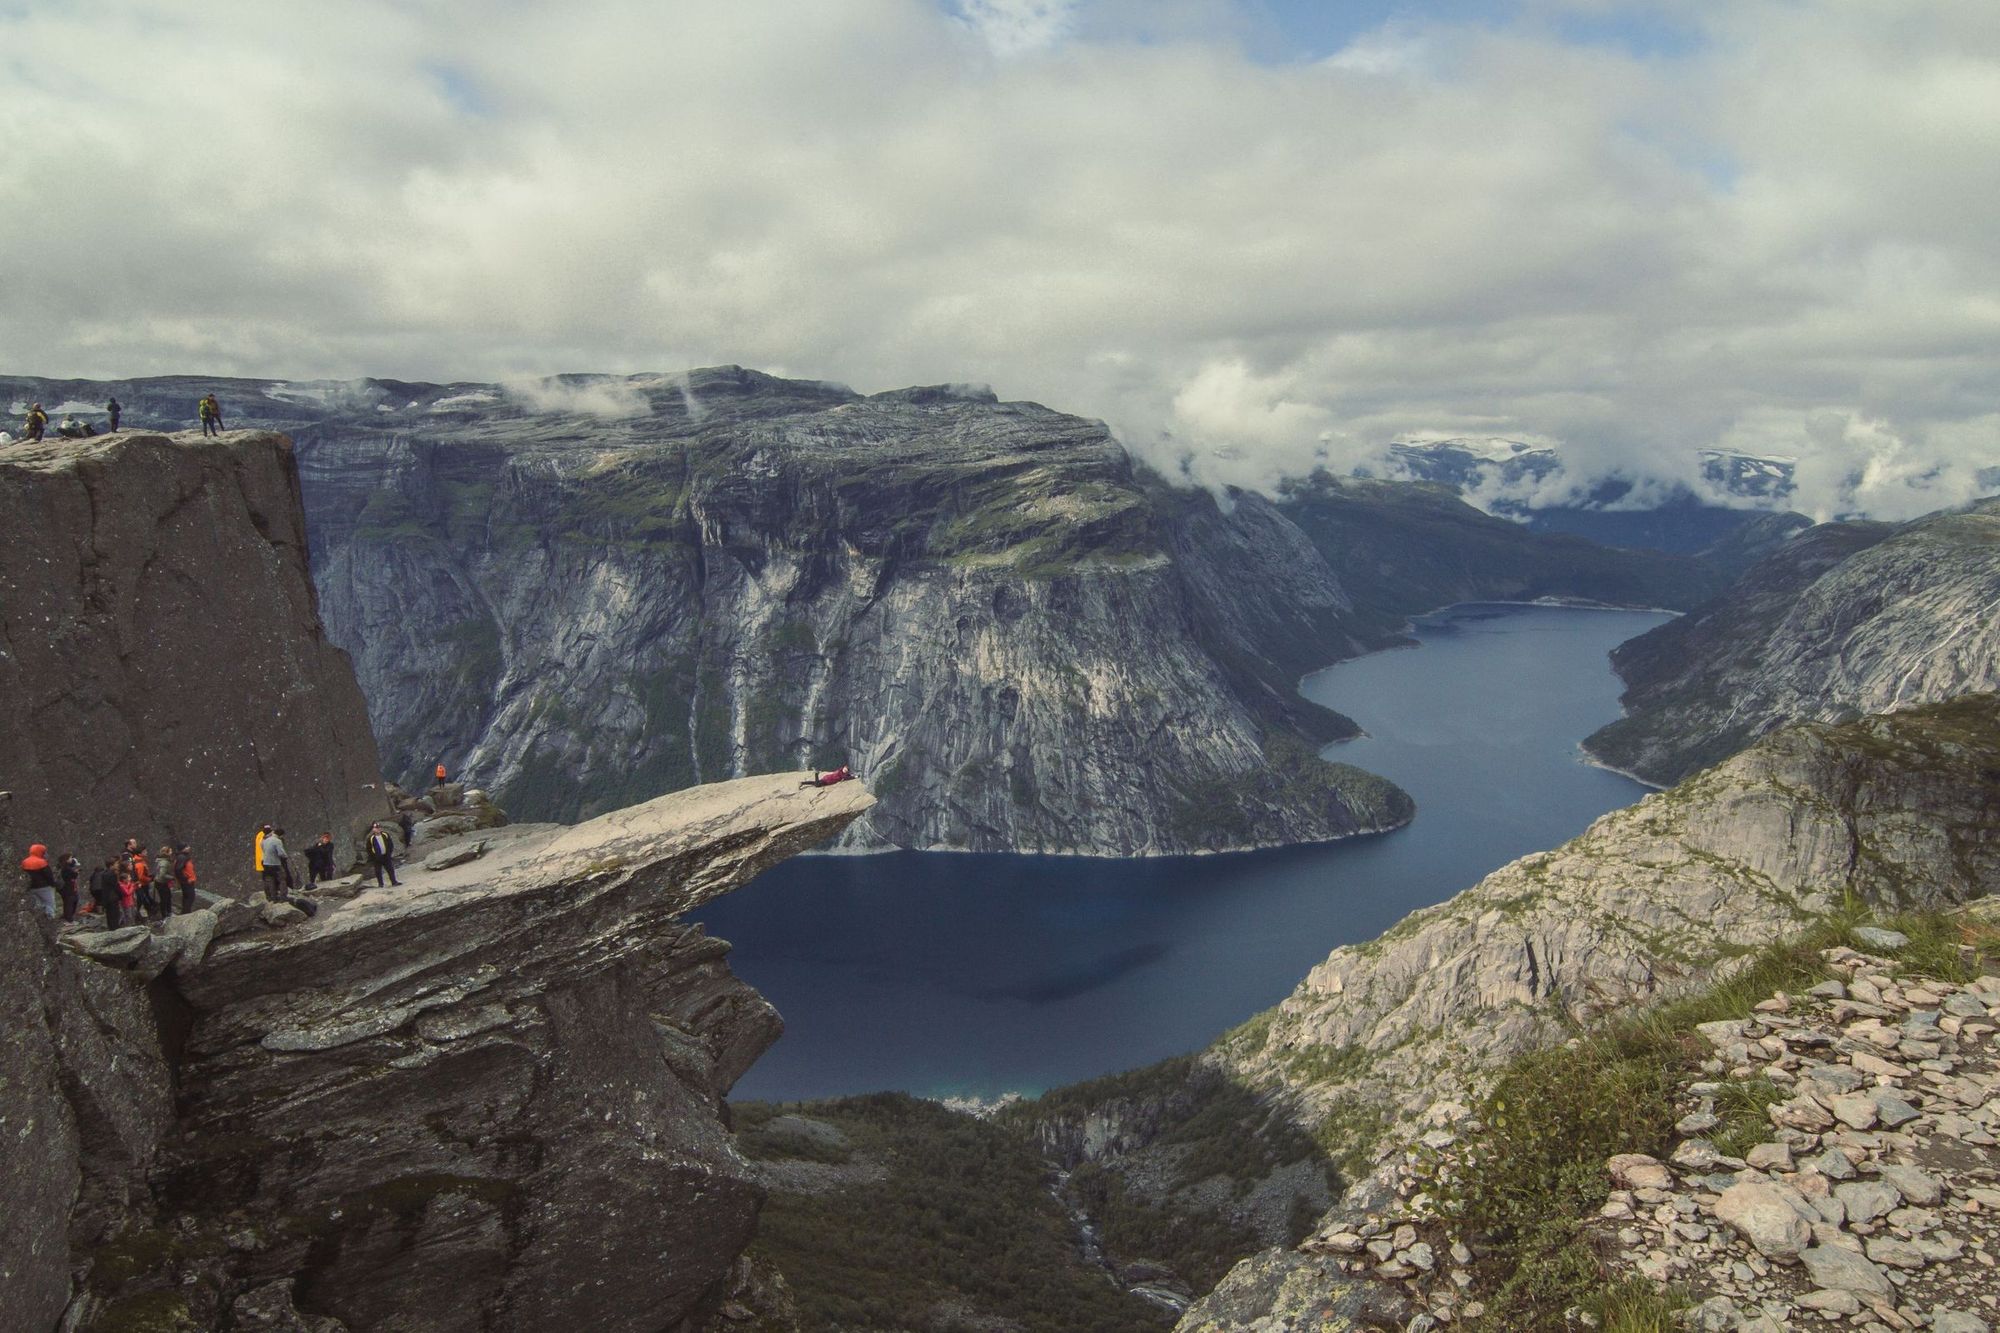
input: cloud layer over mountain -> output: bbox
[3,0,1996,519]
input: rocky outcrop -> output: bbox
[0,430,387,878]
[1598,950,2000,1329]
[22,772,869,1332]
[0,898,174,1333]
[1586,501,2000,785]
[1212,695,2000,1142]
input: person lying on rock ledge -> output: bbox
[802,763,856,788]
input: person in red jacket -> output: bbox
[801,764,855,788]
[20,843,58,917]
[173,845,197,914]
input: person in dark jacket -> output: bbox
[305,832,337,888]
[365,823,400,887]
[20,843,58,917]
[173,845,197,913]
[106,397,121,431]
[89,859,122,929]
[56,853,81,922]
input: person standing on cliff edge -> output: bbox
[23,403,47,441]
[435,761,449,784]
[366,823,401,887]
[258,826,288,901]
[106,396,121,431]
[19,843,58,917]
[199,393,223,436]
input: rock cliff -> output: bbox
[6,773,872,1332]
[1215,695,2000,1137]
[1174,696,2000,1331]
[287,369,1415,854]
[1585,500,2000,786]
[11,369,1720,854]
[0,431,386,876]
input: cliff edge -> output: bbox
[0,430,386,876]
[6,772,872,1333]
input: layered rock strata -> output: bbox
[1586,501,2000,786]
[0,431,386,875]
[8,774,871,1333]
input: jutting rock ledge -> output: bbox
[6,771,873,1333]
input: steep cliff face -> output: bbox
[1212,694,2000,1140]
[290,369,1417,854]
[7,369,1716,856]
[1585,501,2000,785]
[0,431,386,876]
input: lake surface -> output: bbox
[695,603,1671,1103]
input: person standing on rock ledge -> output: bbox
[258,826,288,901]
[173,844,197,914]
[19,843,58,917]
[198,392,224,436]
[366,823,401,888]
[106,396,121,431]
[89,857,122,929]
[23,402,48,441]
[306,831,336,888]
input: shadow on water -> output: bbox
[697,603,1673,1102]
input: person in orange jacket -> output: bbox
[20,843,58,917]
[435,762,449,783]
[173,844,197,914]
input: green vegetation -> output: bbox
[734,1093,1164,1332]
[1067,1161,1265,1294]
[1001,1057,1333,1300]
[1413,905,1994,1330]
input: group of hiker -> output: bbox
[251,826,345,903]
[18,838,196,929]
[18,819,382,931]
[15,394,222,443]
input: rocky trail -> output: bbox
[1602,940,2000,1331]
[1182,925,2000,1333]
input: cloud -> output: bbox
[0,0,1996,522]
[504,376,653,418]
[953,0,1080,57]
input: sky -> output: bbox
[3,0,1998,520]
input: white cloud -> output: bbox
[953,0,1080,57]
[0,0,1996,521]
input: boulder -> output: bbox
[422,841,489,872]
[1849,926,1910,952]
[1715,1181,1811,1262]
[259,901,308,929]
[1608,1154,1673,1191]
[1876,1163,1943,1207]
[1798,1245,1892,1298]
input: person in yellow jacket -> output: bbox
[253,824,269,875]
[23,403,48,441]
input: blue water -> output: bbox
[696,604,1670,1102]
